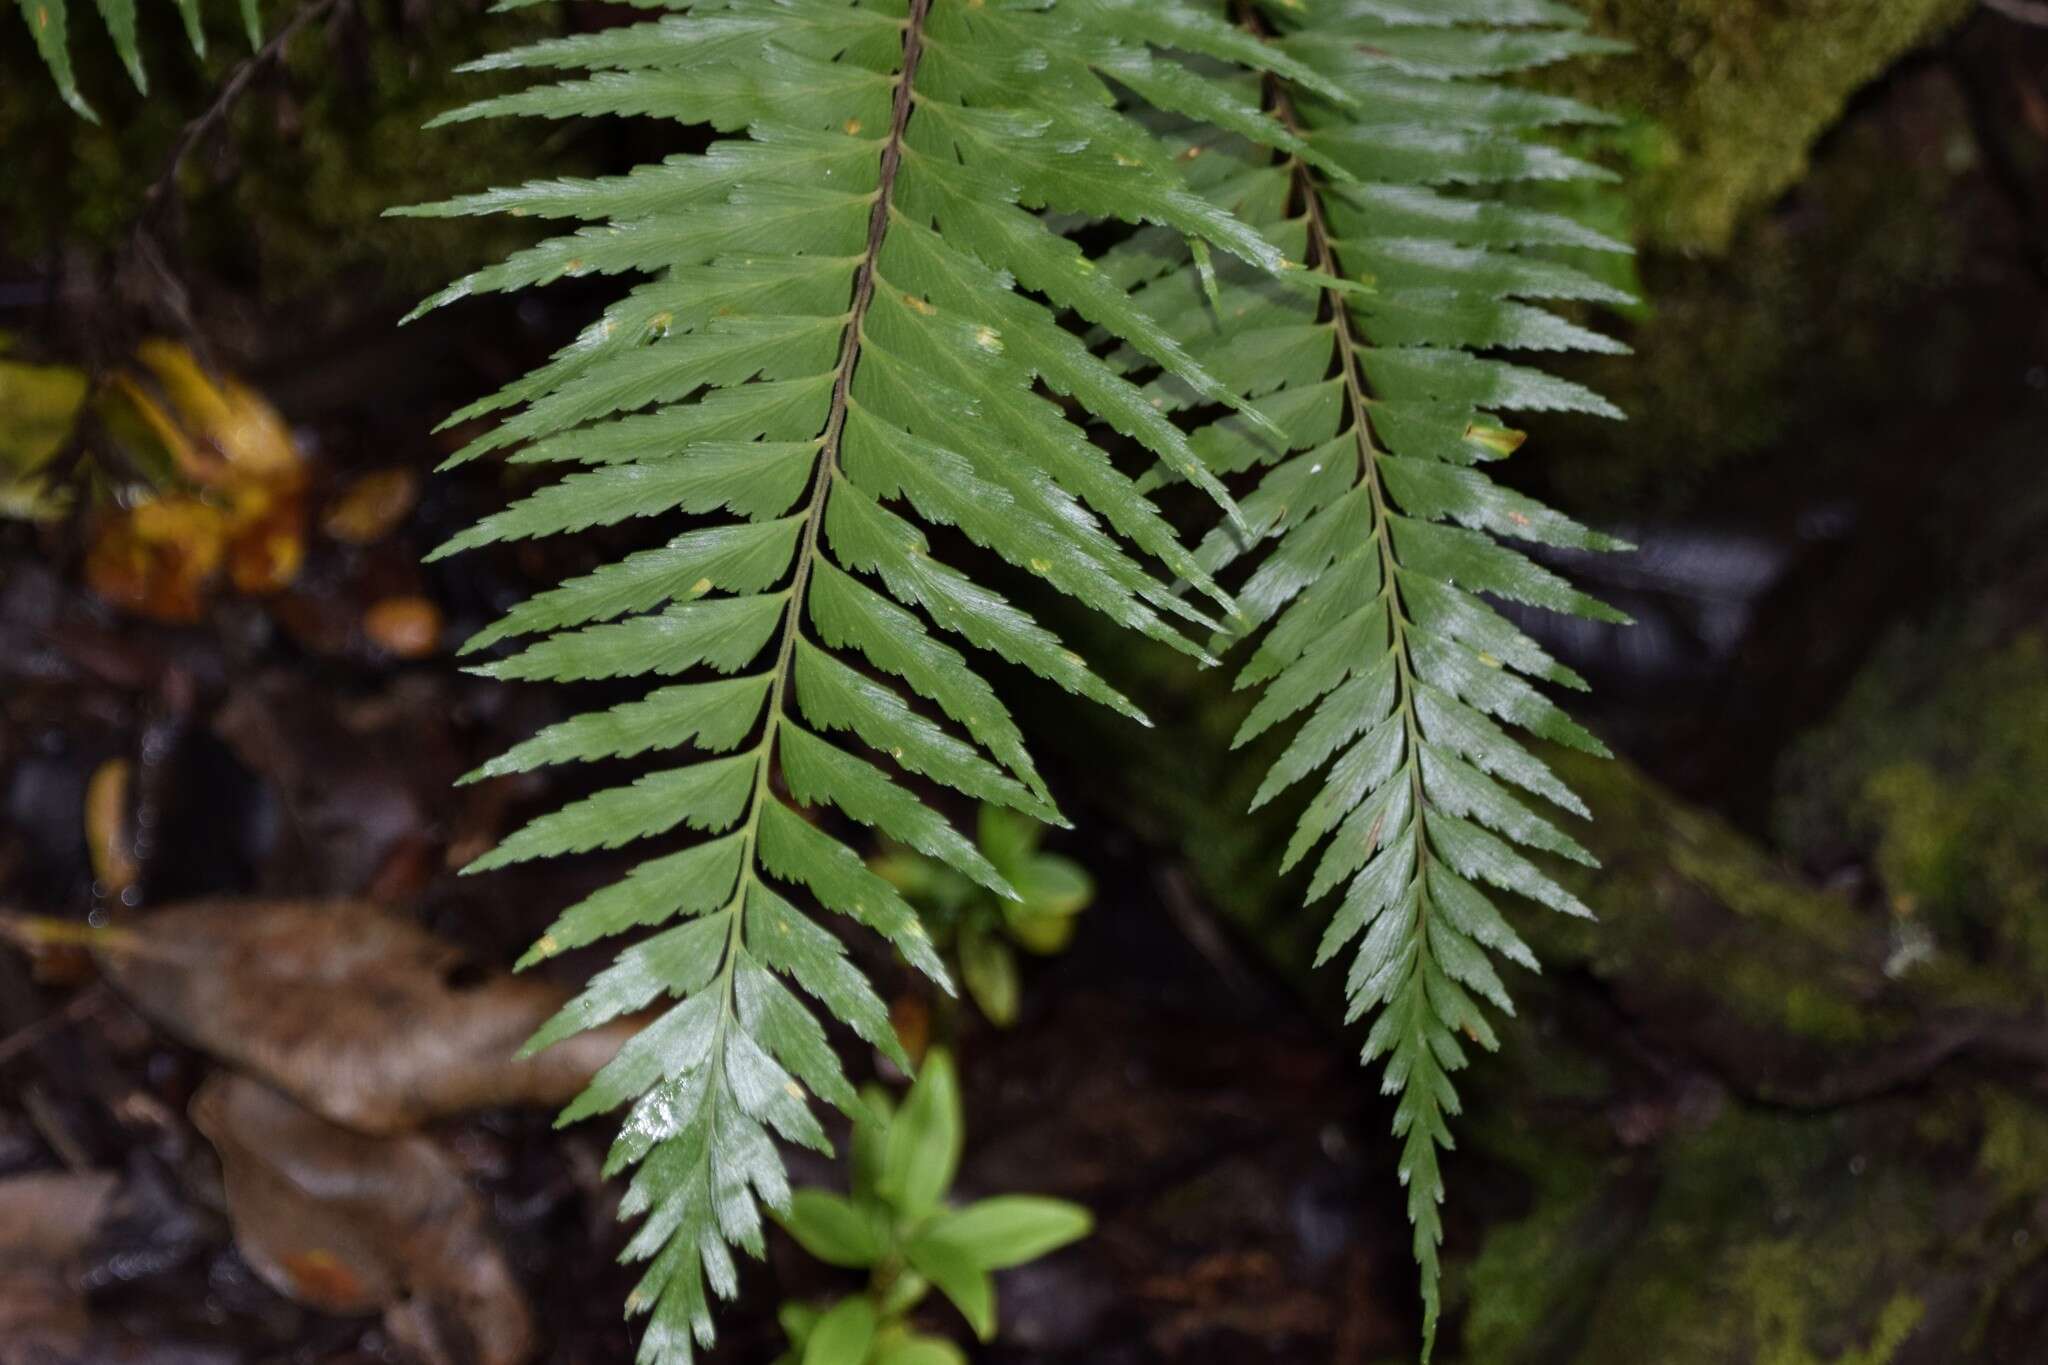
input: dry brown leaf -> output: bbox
[323,469,421,545]
[0,1171,118,1365]
[96,899,634,1134]
[0,1170,118,1266]
[192,1074,534,1365]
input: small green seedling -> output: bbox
[871,807,1095,1026]
[772,1050,1092,1364]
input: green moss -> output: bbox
[1535,749,1890,1047]
[1531,80,1977,512]
[1975,1087,2048,1209]
[1458,1075,2048,1365]
[1454,1046,1622,1364]
[1458,1171,1606,1361]
[1558,0,1971,253]
[1462,1103,1942,1365]
[1569,1107,1936,1365]
[1778,630,2048,992]
[1738,1246,1924,1365]
[0,0,572,306]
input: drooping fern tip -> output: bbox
[396,0,1632,1360]
[1106,0,1631,1354]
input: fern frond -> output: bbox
[1111,2,1630,1352]
[16,0,259,121]
[404,3,1317,1360]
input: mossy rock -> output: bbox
[1454,1078,2048,1365]
[1771,426,2048,995]
[1777,622,2048,993]
[1530,58,1981,513]
[1557,0,1971,254]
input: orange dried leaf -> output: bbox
[84,496,228,623]
[84,758,138,897]
[224,484,307,595]
[364,597,443,659]
[322,469,420,545]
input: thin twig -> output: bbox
[140,0,348,218]
[1985,0,2048,26]
[23,1086,95,1172]
[0,986,109,1069]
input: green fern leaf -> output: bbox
[402,2,1325,1359]
[16,0,257,120]
[1110,1,1630,1354]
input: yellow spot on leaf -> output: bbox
[973,325,1002,352]
[1464,423,1527,457]
[1477,652,1502,669]
[904,293,937,316]
[844,117,863,135]
[690,577,714,596]
[1029,558,1050,573]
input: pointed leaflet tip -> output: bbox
[1190,236,1221,313]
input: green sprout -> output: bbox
[772,1050,1092,1364]
[871,806,1095,1027]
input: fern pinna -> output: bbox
[1104,0,1630,1350]
[395,1,1339,1359]
[17,0,259,119]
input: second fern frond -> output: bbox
[1106,0,1632,1352]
